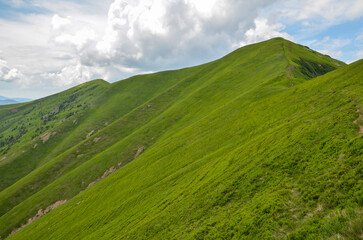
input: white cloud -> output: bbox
[0,14,61,76]
[93,0,279,68]
[51,14,72,30]
[187,0,219,18]
[310,37,351,59]
[312,36,331,46]
[239,18,293,46]
[0,0,280,91]
[0,1,112,92]
[42,0,280,87]
[272,0,363,31]
[294,0,363,21]
[356,30,363,41]
[1,0,362,98]
[41,64,106,86]
[0,58,24,83]
[51,15,97,51]
[356,50,363,59]
[10,0,25,7]
[318,49,343,58]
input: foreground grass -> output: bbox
[1,38,361,239]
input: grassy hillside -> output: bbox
[0,79,110,191]
[0,69,199,220]
[1,38,362,239]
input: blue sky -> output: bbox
[283,16,363,63]
[0,0,362,99]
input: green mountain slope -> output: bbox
[1,38,362,239]
[0,69,198,225]
[0,79,110,190]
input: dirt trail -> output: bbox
[134,146,145,159]
[39,132,56,143]
[8,200,67,238]
[86,130,95,138]
[86,166,117,189]
[353,108,363,135]
[7,145,148,238]
[86,146,146,189]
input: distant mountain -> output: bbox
[0,96,32,105]
[12,97,33,103]
[0,99,18,105]
[0,38,362,240]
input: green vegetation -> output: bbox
[0,38,361,239]
[0,79,110,190]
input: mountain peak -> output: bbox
[1,39,361,240]
[217,37,344,89]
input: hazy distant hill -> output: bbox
[0,96,32,105]
[1,38,362,240]
[0,99,18,105]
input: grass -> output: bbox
[0,38,361,239]
[0,79,110,186]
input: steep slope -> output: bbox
[10,58,362,240]
[1,38,359,239]
[0,69,198,222]
[0,63,205,237]
[0,79,110,191]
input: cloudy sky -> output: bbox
[0,0,362,99]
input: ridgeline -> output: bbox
[0,38,362,239]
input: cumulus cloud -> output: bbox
[51,15,97,52]
[1,0,362,98]
[239,18,293,46]
[93,0,278,68]
[0,57,24,83]
[41,64,106,86]
[47,14,102,85]
[43,0,281,86]
[52,14,72,31]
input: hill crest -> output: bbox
[0,38,362,240]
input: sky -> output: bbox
[0,0,362,99]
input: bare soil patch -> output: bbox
[353,108,363,135]
[86,130,95,138]
[39,132,56,143]
[86,166,117,189]
[8,200,67,238]
[134,146,145,159]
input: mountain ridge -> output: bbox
[0,38,361,239]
